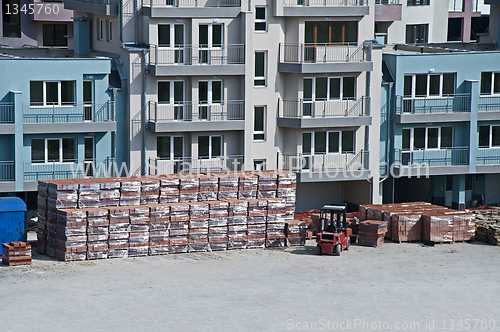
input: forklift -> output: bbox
[316,205,350,256]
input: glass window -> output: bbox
[46,82,58,105]
[42,24,67,47]
[157,136,171,159]
[255,7,267,32]
[442,73,455,95]
[107,20,113,42]
[212,81,222,103]
[199,81,208,103]
[254,52,266,86]
[344,21,357,43]
[3,0,21,38]
[174,24,184,47]
[305,22,314,44]
[302,133,311,154]
[402,129,411,150]
[329,78,341,100]
[415,74,427,96]
[30,81,43,106]
[328,132,339,153]
[427,128,438,149]
[446,175,453,191]
[317,22,329,44]
[61,81,75,105]
[84,137,93,160]
[212,24,222,47]
[494,73,500,94]
[343,77,355,100]
[47,139,60,162]
[212,136,222,157]
[404,76,412,97]
[173,137,183,158]
[158,82,170,104]
[414,128,426,149]
[305,21,358,45]
[429,75,440,96]
[62,138,76,162]
[479,126,490,148]
[303,79,313,101]
[441,127,453,148]
[315,78,327,101]
[31,139,45,163]
[174,81,184,103]
[254,106,265,140]
[198,136,210,158]
[342,131,354,153]
[492,126,500,147]
[315,131,326,154]
[254,159,266,171]
[481,72,492,95]
[158,25,170,46]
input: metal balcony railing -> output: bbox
[394,148,470,166]
[279,43,366,63]
[0,102,14,123]
[279,97,370,118]
[395,94,471,114]
[0,161,15,181]
[148,155,244,175]
[477,148,500,165]
[279,150,369,173]
[478,95,500,112]
[23,101,115,124]
[148,101,244,122]
[149,45,244,66]
[24,158,115,182]
[67,0,119,4]
[375,0,400,4]
[283,0,367,6]
[140,0,240,7]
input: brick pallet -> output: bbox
[358,220,388,247]
[2,241,32,266]
[285,220,307,246]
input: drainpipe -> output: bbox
[141,49,147,176]
[134,0,138,45]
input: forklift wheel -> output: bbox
[316,244,322,255]
[334,244,341,256]
[345,237,350,251]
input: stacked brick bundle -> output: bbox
[160,176,180,203]
[189,202,209,252]
[53,209,87,261]
[277,172,297,221]
[120,179,141,206]
[148,205,170,255]
[227,200,248,249]
[266,198,286,247]
[2,241,32,266]
[217,173,239,200]
[359,202,475,243]
[198,174,219,201]
[208,201,229,251]
[141,179,160,205]
[257,171,278,198]
[285,220,307,246]
[247,199,267,248]
[36,181,49,254]
[100,179,121,206]
[358,220,388,247]
[179,176,199,202]
[108,207,130,258]
[169,203,190,253]
[238,173,258,199]
[86,208,110,259]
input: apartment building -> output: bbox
[63,0,383,211]
[0,47,119,201]
[0,0,73,47]
[381,44,500,208]
[374,0,448,44]
[448,0,489,42]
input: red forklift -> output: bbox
[316,205,350,256]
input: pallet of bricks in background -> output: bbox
[148,204,170,255]
[285,220,306,246]
[277,171,296,221]
[257,171,277,199]
[215,172,239,200]
[358,220,388,247]
[2,242,32,266]
[452,213,475,242]
[140,177,160,205]
[421,212,454,243]
[86,207,110,260]
[188,202,209,252]
[238,171,258,199]
[120,178,141,206]
[390,213,422,243]
[169,202,190,253]
[208,201,229,251]
[108,206,131,258]
[36,181,49,254]
[77,179,100,209]
[159,175,180,204]
[247,199,267,248]
[99,178,121,207]
[54,209,87,261]
[198,173,219,201]
[266,198,286,247]
[179,175,199,202]
[128,206,150,257]
[227,199,248,250]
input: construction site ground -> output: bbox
[1,240,499,331]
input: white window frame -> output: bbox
[198,135,223,159]
[254,51,267,87]
[404,126,454,151]
[404,73,456,98]
[255,6,267,32]
[31,138,77,163]
[303,76,356,102]
[107,20,113,42]
[198,80,223,105]
[253,159,266,171]
[198,23,224,48]
[479,125,500,148]
[157,135,184,160]
[480,72,500,96]
[253,106,266,141]
[30,81,76,107]
[158,23,184,48]
[157,80,185,105]
[302,130,354,155]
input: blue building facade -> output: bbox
[0,49,120,195]
[381,45,500,208]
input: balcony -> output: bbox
[148,155,244,175]
[395,94,471,123]
[22,102,116,133]
[0,103,14,133]
[147,101,245,132]
[149,45,245,76]
[478,95,500,121]
[0,162,15,182]
[375,0,402,22]
[277,97,371,128]
[278,43,372,73]
[31,0,73,22]
[280,0,368,16]
[140,0,241,17]
[279,150,370,182]
[23,158,115,183]
[63,0,118,15]
[394,147,469,176]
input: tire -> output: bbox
[334,244,341,256]
[345,237,350,251]
[316,244,322,255]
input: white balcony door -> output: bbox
[199,24,223,65]
[158,24,185,64]
[83,80,93,121]
[303,77,355,117]
[199,80,222,120]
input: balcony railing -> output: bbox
[141,0,240,7]
[478,95,500,112]
[0,161,15,181]
[394,148,470,166]
[149,45,244,66]
[0,102,14,123]
[396,94,471,114]
[67,0,119,4]
[279,43,366,64]
[148,155,244,175]
[477,148,500,165]
[375,0,400,3]
[280,150,369,173]
[23,102,115,124]
[24,158,115,182]
[283,0,366,6]
[148,101,244,122]
[279,97,369,118]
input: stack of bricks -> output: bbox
[77,180,100,208]
[247,199,267,248]
[227,199,248,249]
[179,175,199,202]
[169,203,190,253]
[159,176,180,203]
[141,178,160,205]
[128,206,150,256]
[277,172,296,221]
[208,201,229,251]
[238,172,258,199]
[148,205,170,255]
[285,220,307,246]
[120,179,141,206]
[54,209,87,261]
[266,198,286,247]
[36,181,49,254]
[188,202,209,252]
[358,220,388,247]
[217,173,239,200]
[86,208,109,259]
[108,207,130,258]
[257,171,278,198]
[100,178,121,206]
[2,242,32,266]
[198,174,218,201]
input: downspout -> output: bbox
[141,49,147,176]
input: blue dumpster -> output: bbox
[0,197,27,245]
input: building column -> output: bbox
[466,79,479,174]
[12,91,23,192]
[452,174,466,210]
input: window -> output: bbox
[254,51,266,86]
[302,131,354,154]
[30,81,76,106]
[254,159,266,171]
[158,24,184,47]
[97,19,103,41]
[2,0,21,38]
[254,106,265,140]
[107,20,113,42]
[157,136,183,160]
[157,81,184,120]
[404,127,454,150]
[255,6,267,32]
[42,24,67,47]
[305,21,358,45]
[407,0,429,5]
[403,73,456,97]
[480,72,500,95]
[198,136,222,158]
[479,125,500,148]
[304,77,356,102]
[406,24,429,43]
[199,80,222,120]
[31,138,76,163]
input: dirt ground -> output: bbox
[1,241,499,331]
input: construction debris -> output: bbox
[472,210,500,245]
[2,241,32,266]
